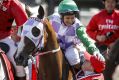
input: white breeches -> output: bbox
[0,36,26,77]
[65,44,86,66]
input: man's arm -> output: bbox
[76,26,99,54]
[86,16,98,41]
[76,26,105,61]
[10,0,28,27]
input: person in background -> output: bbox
[48,0,105,76]
[0,0,28,80]
[86,0,119,58]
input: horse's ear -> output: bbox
[25,4,33,17]
[37,5,45,19]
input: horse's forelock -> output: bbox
[42,19,59,50]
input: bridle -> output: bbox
[29,19,61,58]
[30,30,60,57]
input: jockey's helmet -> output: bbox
[58,0,79,15]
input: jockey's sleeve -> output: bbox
[76,26,100,54]
[10,0,28,27]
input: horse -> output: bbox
[0,49,14,80]
[103,39,119,80]
[14,5,73,80]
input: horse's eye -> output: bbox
[32,26,40,37]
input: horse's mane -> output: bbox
[42,19,59,51]
[37,19,64,80]
[104,39,119,80]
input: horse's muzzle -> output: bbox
[14,53,29,67]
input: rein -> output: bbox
[29,46,60,65]
[34,46,60,56]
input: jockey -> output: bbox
[0,0,28,79]
[86,0,119,57]
[48,0,105,75]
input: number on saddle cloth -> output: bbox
[0,42,10,53]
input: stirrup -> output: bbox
[76,70,84,79]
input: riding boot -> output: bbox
[15,76,26,80]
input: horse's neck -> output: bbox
[43,19,59,51]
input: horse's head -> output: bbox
[14,5,45,66]
[104,39,119,80]
[14,21,45,66]
[14,5,59,67]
